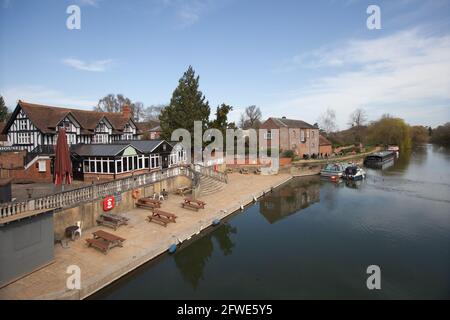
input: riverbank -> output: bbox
[0,172,292,300]
[292,147,381,166]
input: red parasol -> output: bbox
[54,128,73,186]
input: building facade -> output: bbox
[1,101,140,152]
[260,117,320,158]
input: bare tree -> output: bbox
[318,108,338,134]
[348,108,367,128]
[144,104,166,121]
[95,94,145,121]
[239,105,262,129]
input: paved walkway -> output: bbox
[0,173,292,300]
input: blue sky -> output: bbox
[1,0,449,128]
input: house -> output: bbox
[319,135,332,156]
[136,120,162,140]
[260,117,320,158]
[71,140,186,182]
[1,100,141,152]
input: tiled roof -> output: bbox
[267,117,315,129]
[10,101,137,134]
[319,135,332,146]
[136,120,160,132]
[71,144,142,157]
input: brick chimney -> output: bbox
[122,104,132,118]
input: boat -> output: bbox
[387,145,399,152]
[363,151,396,168]
[320,163,348,178]
[343,166,366,181]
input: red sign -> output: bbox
[103,196,115,211]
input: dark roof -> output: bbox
[115,140,165,153]
[136,120,160,132]
[71,144,142,157]
[267,117,315,129]
[319,135,332,146]
[3,101,138,135]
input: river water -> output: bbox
[92,144,450,299]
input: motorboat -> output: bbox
[320,163,348,178]
[343,166,366,181]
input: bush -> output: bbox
[282,150,295,159]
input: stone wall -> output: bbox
[53,175,192,239]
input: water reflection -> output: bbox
[260,176,320,224]
[173,223,237,288]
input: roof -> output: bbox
[71,144,142,157]
[136,120,160,132]
[266,117,316,129]
[319,135,332,146]
[3,101,138,135]
[115,140,165,153]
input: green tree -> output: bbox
[159,66,210,140]
[210,103,234,134]
[410,126,429,145]
[367,115,411,150]
[0,95,8,122]
[430,123,450,147]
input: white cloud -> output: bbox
[159,0,219,28]
[1,85,97,110]
[62,58,114,72]
[275,27,450,127]
[77,0,101,7]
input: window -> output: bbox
[93,134,108,144]
[123,157,128,172]
[150,154,160,169]
[109,161,115,174]
[18,133,30,144]
[38,161,46,172]
[300,130,305,142]
[264,131,272,140]
[19,120,28,130]
[117,160,122,173]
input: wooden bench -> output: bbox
[147,214,171,227]
[139,197,162,207]
[96,213,129,230]
[136,200,160,210]
[86,230,125,254]
[153,209,177,223]
[182,201,202,211]
[184,198,206,209]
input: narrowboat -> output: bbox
[363,151,395,168]
[320,163,348,177]
[343,166,366,181]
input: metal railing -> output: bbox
[192,163,228,184]
[0,166,194,220]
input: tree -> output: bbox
[210,103,234,134]
[0,95,8,122]
[159,66,211,140]
[367,115,411,150]
[430,123,450,147]
[318,108,338,134]
[348,108,367,128]
[144,104,166,121]
[94,94,145,121]
[239,105,262,129]
[410,126,429,145]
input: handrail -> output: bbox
[191,163,228,184]
[0,166,193,220]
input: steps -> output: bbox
[199,175,226,196]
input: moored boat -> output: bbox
[363,151,395,168]
[343,166,366,181]
[320,163,348,177]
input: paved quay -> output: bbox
[0,173,292,300]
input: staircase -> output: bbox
[199,175,226,196]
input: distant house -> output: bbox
[137,120,162,140]
[1,100,141,152]
[319,135,332,156]
[260,117,320,157]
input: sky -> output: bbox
[0,0,449,129]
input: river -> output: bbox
[92,144,450,299]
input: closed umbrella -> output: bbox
[54,128,72,188]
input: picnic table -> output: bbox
[86,230,125,254]
[96,213,129,230]
[181,198,206,211]
[147,209,178,227]
[136,198,161,210]
[176,186,192,196]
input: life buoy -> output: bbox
[132,189,140,199]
